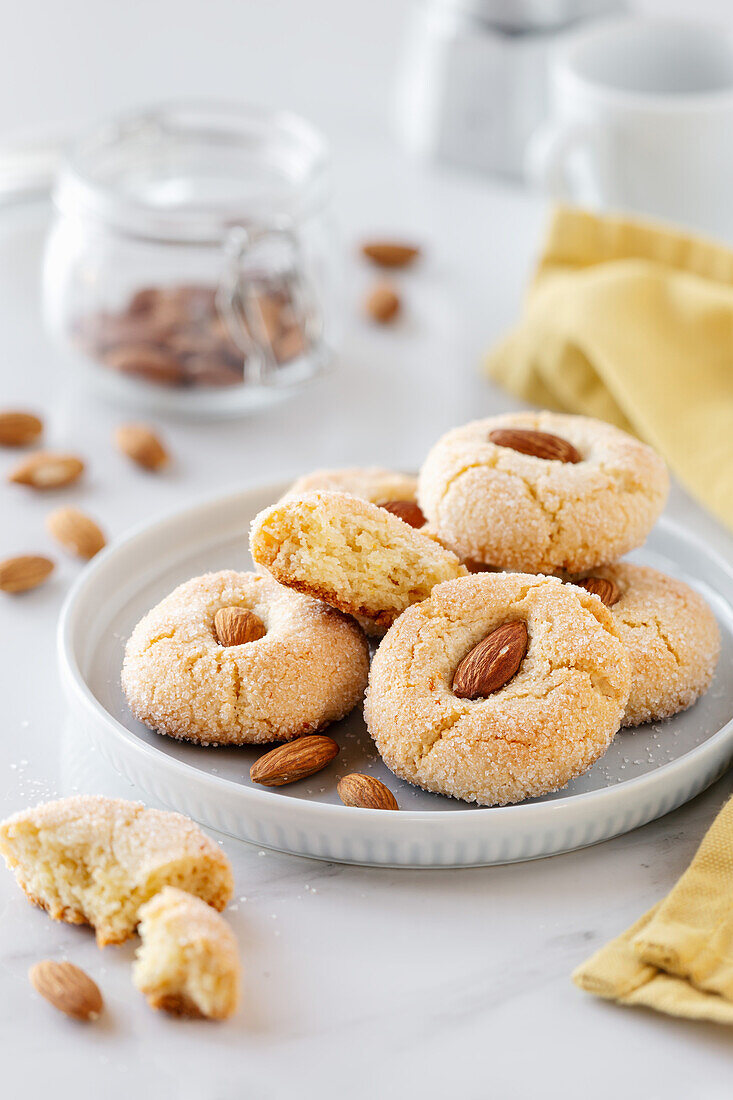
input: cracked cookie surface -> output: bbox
[122,570,369,745]
[364,572,630,806]
[569,563,720,727]
[418,412,669,573]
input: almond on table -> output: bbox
[0,555,54,593]
[46,507,106,560]
[0,410,43,447]
[114,423,169,470]
[365,282,400,324]
[8,451,84,490]
[29,960,103,1022]
[361,241,420,268]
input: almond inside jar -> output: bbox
[73,282,308,390]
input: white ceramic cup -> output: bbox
[528,17,733,237]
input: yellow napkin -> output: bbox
[573,796,733,1024]
[485,205,733,531]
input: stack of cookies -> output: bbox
[122,411,721,808]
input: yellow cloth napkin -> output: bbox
[573,796,733,1024]
[485,205,733,531]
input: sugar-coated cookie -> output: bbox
[286,466,418,508]
[418,412,669,573]
[567,563,720,727]
[250,490,466,630]
[364,573,630,806]
[134,887,240,1019]
[122,570,369,745]
[0,796,233,946]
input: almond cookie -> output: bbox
[250,490,466,630]
[122,570,368,745]
[567,563,720,727]
[134,887,240,1019]
[0,796,233,946]
[418,412,669,573]
[364,573,630,806]
[286,466,419,510]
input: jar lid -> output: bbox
[434,0,626,30]
[53,103,330,245]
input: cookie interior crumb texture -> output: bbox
[122,570,369,745]
[133,886,240,1020]
[0,796,234,945]
[418,411,669,573]
[250,490,467,628]
[569,563,721,727]
[364,572,631,806]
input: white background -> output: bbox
[1,2,733,1098]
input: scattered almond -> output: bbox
[453,620,528,700]
[250,735,339,787]
[0,555,54,593]
[115,424,168,470]
[366,282,400,324]
[29,960,103,1022]
[489,428,581,464]
[337,773,399,810]
[214,607,266,646]
[46,507,106,560]
[574,576,621,607]
[0,410,43,447]
[361,241,420,268]
[379,499,426,529]
[8,451,84,489]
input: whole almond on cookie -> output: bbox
[214,607,266,646]
[337,774,398,810]
[379,500,426,529]
[0,410,43,447]
[250,735,339,786]
[0,555,54,593]
[115,424,168,470]
[29,960,103,1021]
[489,428,581,464]
[366,283,400,324]
[46,508,106,560]
[361,241,420,268]
[575,576,620,607]
[8,451,84,489]
[453,621,528,700]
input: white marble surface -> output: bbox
[2,2,733,1098]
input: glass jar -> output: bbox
[43,103,337,416]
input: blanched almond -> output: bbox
[46,507,106,560]
[0,555,54,593]
[0,410,43,447]
[8,451,84,489]
[29,960,103,1021]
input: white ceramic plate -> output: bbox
[58,482,733,867]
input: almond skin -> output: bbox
[361,241,420,268]
[489,428,581,464]
[453,621,528,700]
[29,960,103,1022]
[8,451,84,489]
[0,410,43,447]
[114,424,168,470]
[250,735,339,787]
[365,283,400,324]
[46,508,106,560]
[0,555,54,593]
[337,773,399,810]
[575,576,620,607]
[214,607,266,646]
[104,345,185,387]
[379,500,426,529]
